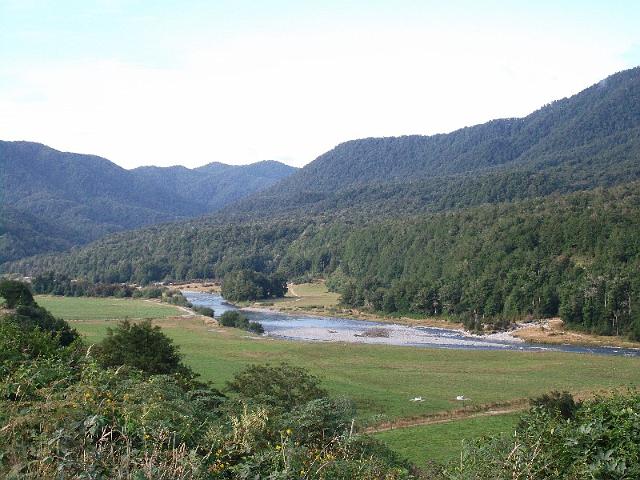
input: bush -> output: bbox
[95,320,191,376]
[0,319,416,479]
[0,279,35,308]
[218,310,241,327]
[13,304,79,346]
[163,290,192,307]
[247,321,264,334]
[227,363,327,409]
[193,306,214,317]
[530,390,579,419]
[444,390,640,479]
[218,310,264,334]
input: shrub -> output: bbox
[247,321,264,334]
[218,310,264,334]
[530,390,579,419]
[218,310,241,327]
[0,279,35,308]
[444,390,640,479]
[227,363,327,409]
[193,306,214,317]
[95,319,191,376]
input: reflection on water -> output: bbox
[182,291,640,357]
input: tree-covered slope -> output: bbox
[0,141,296,262]
[230,66,640,216]
[5,67,640,337]
[132,160,296,211]
[9,182,640,337]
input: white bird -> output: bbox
[456,395,469,401]
[410,397,424,402]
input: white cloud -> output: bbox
[0,24,633,168]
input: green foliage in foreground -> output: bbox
[227,363,327,409]
[0,281,79,348]
[444,391,640,479]
[0,279,35,308]
[0,292,413,479]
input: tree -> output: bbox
[0,280,35,308]
[226,363,327,409]
[12,304,79,346]
[96,320,189,375]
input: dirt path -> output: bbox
[364,401,528,434]
[142,299,195,318]
[364,388,619,434]
[285,283,302,302]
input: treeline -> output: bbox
[226,66,640,219]
[30,272,198,309]
[32,272,141,297]
[8,220,308,284]
[3,67,640,267]
[7,182,640,338]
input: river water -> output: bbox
[183,291,640,357]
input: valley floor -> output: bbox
[40,293,640,466]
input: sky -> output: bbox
[1,1,639,169]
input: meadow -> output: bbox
[260,282,342,310]
[35,295,184,320]
[50,296,640,463]
[373,413,522,467]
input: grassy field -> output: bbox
[43,295,640,463]
[35,295,184,320]
[374,413,522,467]
[255,282,341,310]
[70,315,640,425]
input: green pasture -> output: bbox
[47,295,640,463]
[35,295,183,320]
[374,412,522,467]
[70,314,640,425]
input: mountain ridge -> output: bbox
[226,66,640,217]
[0,141,297,263]
[3,66,640,266]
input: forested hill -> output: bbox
[0,141,296,263]
[8,182,640,338]
[132,160,295,211]
[229,66,640,217]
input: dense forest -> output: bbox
[3,67,640,265]
[0,141,296,263]
[9,182,640,338]
[226,66,640,218]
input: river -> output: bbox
[183,291,640,357]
